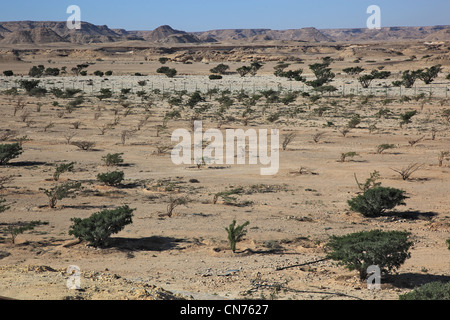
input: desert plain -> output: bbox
[0,33,449,301]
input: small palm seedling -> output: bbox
[225,220,250,253]
[41,182,82,208]
[391,163,424,181]
[53,162,75,181]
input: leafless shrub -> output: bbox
[71,141,95,151]
[339,151,359,162]
[312,132,326,143]
[163,197,189,217]
[13,97,25,116]
[338,127,350,137]
[120,130,136,146]
[64,132,77,144]
[98,123,114,135]
[408,136,424,147]
[154,143,171,155]
[0,175,15,189]
[431,127,438,141]
[93,112,102,120]
[391,163,424,180]
[56,110,65,118]
[43,122,54,132]
[0,130,17,142]
[20,110,31,122]
[72,121,82,129]
[282,133,296,151]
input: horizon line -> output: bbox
[0,20,449,33]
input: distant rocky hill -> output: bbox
[0,21,448,45]
[0,21,133,44]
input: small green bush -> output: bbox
[69,205,134,247]
[102,153,124,166]
[97,171,124,186]
[326,229,412,280]
[399,281,450,300]
[0,143,23,165]
[348,186,408,217]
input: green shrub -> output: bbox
[326,229,412,280]
[0,197,10,213]
[209,74,223,80]
[97,171,124,186]
[0,143,23,165]
[69,205,134,247]
[3,70,14,77]
[447,239,450,250]
[210,63,229,75]
[156,66,177,78]
[53,162,75,181]
[348,186,408,217]
[399,281,450,300]
[102,153,124,166]
[19,80,40,93]
[41,182,82,208]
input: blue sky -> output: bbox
[0,0,448,31]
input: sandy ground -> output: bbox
[0,44,449,300]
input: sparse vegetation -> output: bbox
[391,163,424,181]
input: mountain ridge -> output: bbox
[0,21,448,45]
